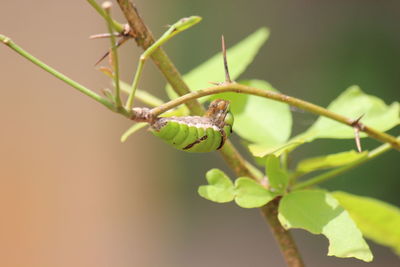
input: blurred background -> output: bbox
[1,0,399,266]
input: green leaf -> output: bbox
[278,190,373,262]
[198,169,235,203]
[248,135,308,158]
[198,172,277,207]
[333,191,400,255]
[166,28,269,99]
[234,177,277,208]
[304,85,400,139]
[296,150,368,174]
[265,154,289,193]
[120,122,148,142]
[212,80,292,147]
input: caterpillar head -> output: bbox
[205,99,233,130]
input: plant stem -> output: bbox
[292,138,396,190]
[0,34,117,113]
[115,2,304,266]
[102,2,123,109]
[125,53,145,110]
[150,83,400,151]
[115,0,204,116]
[261,198,305,267]
[125,16,202,110]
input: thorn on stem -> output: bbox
[95,50,111,66]
[90,24,132,40]
[94,37,129,66]
[351,114,364,127]
[351,114,365,153]
[89,33,121,39]
[354,127,362,152]
[209,36,234,86]
[92,2,133,66]
[221,35,232,84]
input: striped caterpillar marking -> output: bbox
[150,99,233,153]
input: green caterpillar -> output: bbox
[150,99,233,152]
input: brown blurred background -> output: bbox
[1,1,399,266]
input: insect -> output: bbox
[150,99,233,152]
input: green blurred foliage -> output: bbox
[163,0,399,208]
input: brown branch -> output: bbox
[115,0,151,45]
[261,198,305,267]
[115,0,204,115]
[115,1,305,266]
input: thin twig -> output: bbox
[149,84,400,151]
[102,1,123,108]
[0,34,117,113]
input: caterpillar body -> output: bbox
[150,99,233,153]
